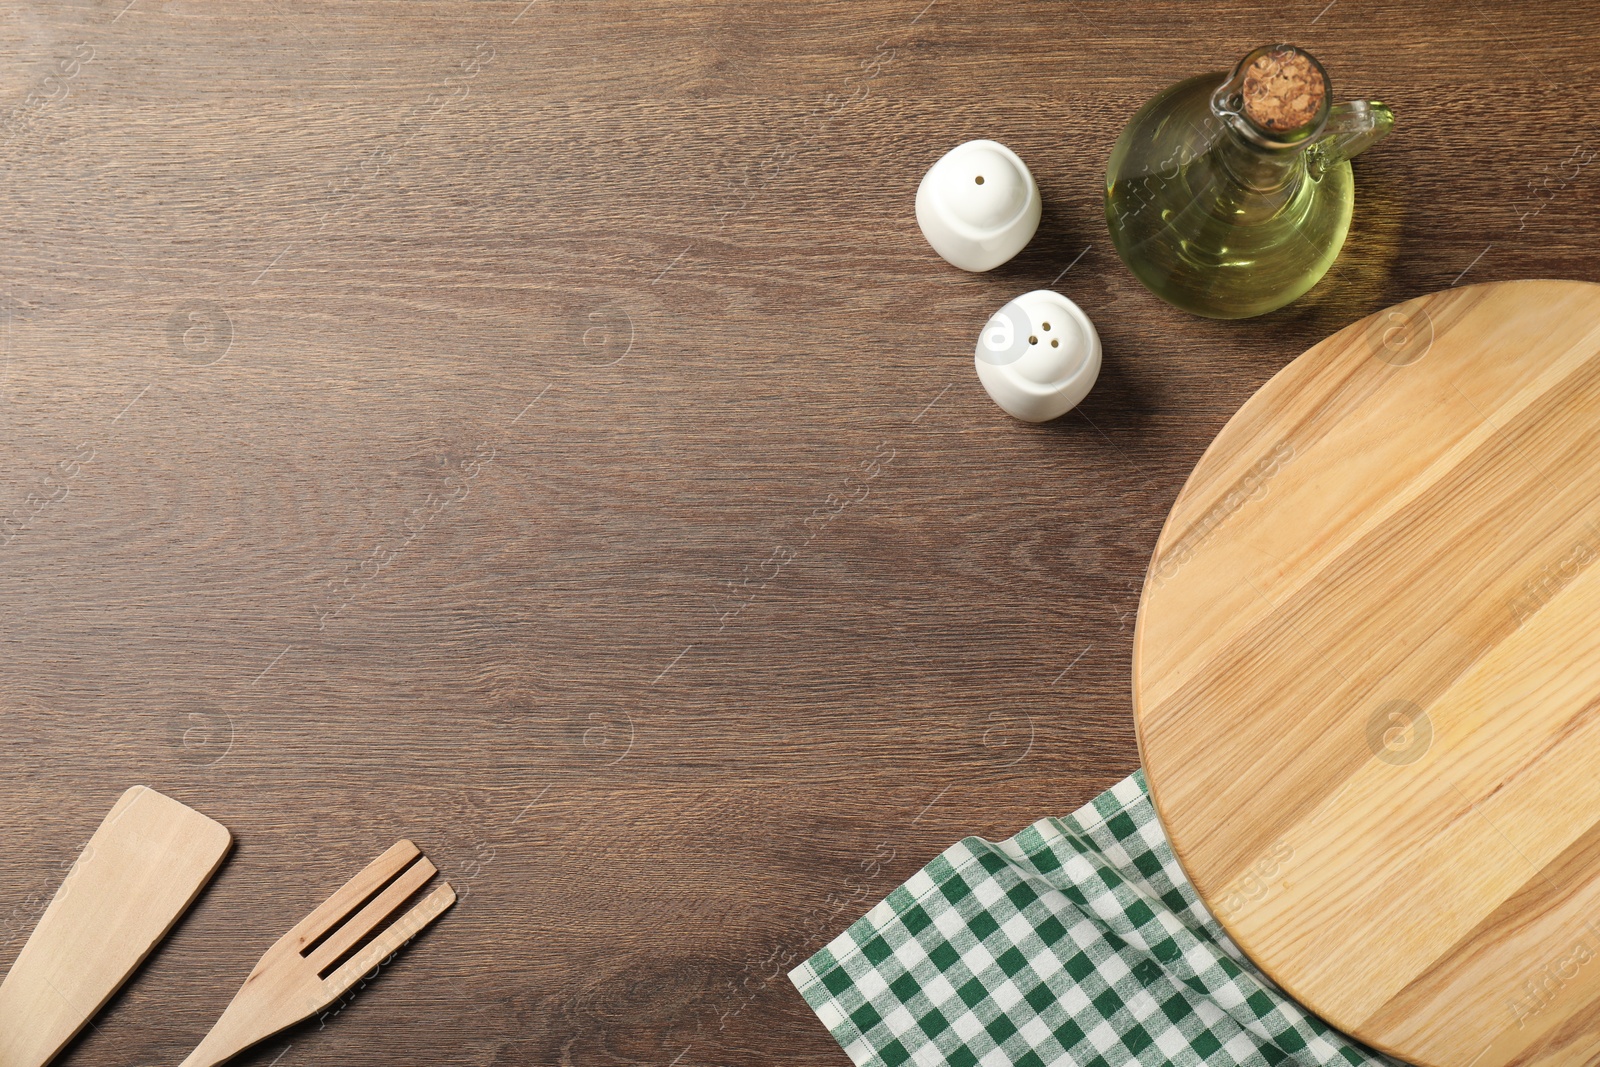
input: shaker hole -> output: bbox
[1051,339,1060,348]
[1042,322,1051,331]
[975,175,985,185]
[1028,335,1038,345]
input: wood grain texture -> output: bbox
[0,787,230,1067]
[0,1,1594,1064]
[1135,281,1600,1067]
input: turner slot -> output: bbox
[299,850,425,961]
[313,864,439,980]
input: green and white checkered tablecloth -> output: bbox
[790,771,1408,1067]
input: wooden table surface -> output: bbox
[0,2,1594,1065]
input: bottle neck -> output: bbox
[1212,118,1307,193]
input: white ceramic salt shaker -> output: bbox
[975,289,1101,422]
[916,140,1041,272]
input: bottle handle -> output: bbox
[1307,100,1395,178]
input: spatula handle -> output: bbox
[0,787,230,1067]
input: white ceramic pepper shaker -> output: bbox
[916,140,1041,272]
[975,289,1101,422]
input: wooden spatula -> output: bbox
[178,839,455,1067]
[0,786,232,1067]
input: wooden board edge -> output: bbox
[1129,280,1600,1067]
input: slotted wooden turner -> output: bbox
[178,839,455,1067]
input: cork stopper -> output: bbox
[1241,46,1327,133]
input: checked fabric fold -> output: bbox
[789,772,1408,1067]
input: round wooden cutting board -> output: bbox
[1134,280,1600,1067]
